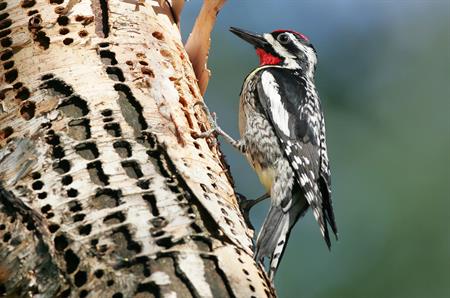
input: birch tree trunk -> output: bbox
[0,0,276,297]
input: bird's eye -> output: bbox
[277,33,290,44]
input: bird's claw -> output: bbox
[193,101,219,140]
[236,193,255,230]
[237,192,270,229]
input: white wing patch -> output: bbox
[260,71,291,136]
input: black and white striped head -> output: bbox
[230,27,317,75]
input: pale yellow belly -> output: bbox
[252,160,275,195]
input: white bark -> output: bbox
[0,0,275,297]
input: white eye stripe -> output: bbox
[264,33,299,69]
[264,32,317,72]
[264,34,295,58]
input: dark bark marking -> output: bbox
[104,122,122,137]
[143,132,229,242]
[72,213,85,222]
[52,146,65,159]
[52,159,71,174]
[99,50,117,65]
[136,179,150,190]
[87,161,109,186]
[31,180,44,190]
[68,118,91,140]
[64,249,80,274]
[0,36,12,47]
[48,224,60,233]
[4,68,17,83]
[74,142,99,160]
[111,226,142,256]
[74,15,94,26]
[91,0,109,38]
[66,188,78,197]
[59,28,69,35]
[103,211,126,225]
[35,31,50,49]
[56,15,69,26]
[68,200,82,212]
[0,126,13,140]
[141,67,155,77]
[20,0,36,8]
[78,224,91,235]
[172,255,202,298]
[0,29,11,38]
[54,234,69,252]
[106,66,125,81]
[202,255,236,298]
[61,175,73,185]
[62,37,73,45]
[113,141,132,158]
[0,13,8,22]
[114,83,148,133]
[27,9,38,16]
[1,49,13,60]
[151,31,164,40]
[201,256,235,297]
[1,59,12,70]
[78,30,88,37]
[45,130,60,146]
[16,86,31,100]
[142,194,159,216]
[19,100,36,120]
[121,160,143,179]
[58,95,89,118]
[92,188,121,209]
[0,18,11,30]
[40,78,74,97]
[100,108,112,116]
[74,270,87,287]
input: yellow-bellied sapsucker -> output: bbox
[202,27,338,280]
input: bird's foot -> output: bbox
[237,193,270,229]
[192,101,219,139]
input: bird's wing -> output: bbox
[317,115,338,238]
[256,68,335,247]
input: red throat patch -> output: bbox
[256,48,282,66]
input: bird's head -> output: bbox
[230,27,317,75]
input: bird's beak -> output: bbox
[230,27,268,48]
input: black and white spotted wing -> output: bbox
[255,67,336,246]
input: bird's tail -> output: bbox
[254,197,308,280]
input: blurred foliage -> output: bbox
[182,1,450,297]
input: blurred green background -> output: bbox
[182,1,450,297]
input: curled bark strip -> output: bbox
[185,0,227,95]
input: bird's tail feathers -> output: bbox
[254,204,289,280]
[319,177,338,240]
[255,197,308,279]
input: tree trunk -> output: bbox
[0,0,276,297]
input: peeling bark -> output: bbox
[0,0,275,297]
[185,0,227,95]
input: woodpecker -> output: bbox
[200,27,338,279]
